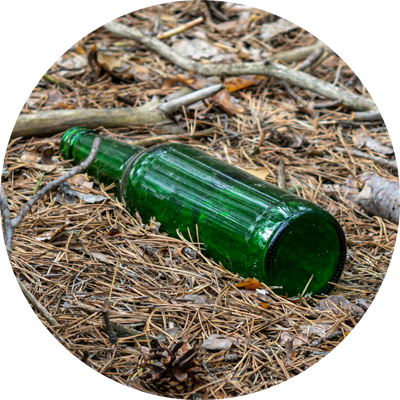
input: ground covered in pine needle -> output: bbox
[3,2,398,398]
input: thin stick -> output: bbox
[1,137,101,252]
[158,84,225,114]
[296,46,324,71]
[277,159,287,190]
[157,16,204,40]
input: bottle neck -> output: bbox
[60,127,144,198]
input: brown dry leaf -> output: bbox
[285,338,294,363]
[175,73,195,86]
[162,78,178,89]
[90,251,114,264]
[96,51,122,72]
[259,302,271,309]
[201,334,233,351]
[41,147,54,165]
[213,90,245,114]
[107,225,122,236]
[234,278,263,290]
[242,167,269,180]
[225,75,264,93]
[279,331,308,348]
[123,62,153,82]
[20,152,40,164]
[35,219,71,242]
[171,38,220,60]
[32,164,57,173]
[74,41,86,55]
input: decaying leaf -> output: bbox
[279,331,308,348]
[122,62,153,82]
[172,38,220,60]
[234,278,263,290]
[260,18,298,41]
[20,151,40,164]
[201,334,233,351]
[179,294,212,304]
[356,172,399,224]
[107,225,123,236]
[353,130,394,156]
[157,327,183,344]
[40,147,54,165]
[285,338,294,363]
[96,51,122,72]
[56,182,107,204]
[225,75,264,93]
[301,323,332,338]
[35,219,71,242]
[318,295,364,316]
[90,251,115,264]
[56,54,87,78]
[213,89,245,114]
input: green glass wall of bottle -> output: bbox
[60,127,346,297]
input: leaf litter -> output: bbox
[4,1,398,398]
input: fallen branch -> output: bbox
[12,85,224,138]
[104,20,375,112]
[352,108,382,121]
[333,146,397,170]
[1,137,101,252]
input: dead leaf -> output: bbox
[301,323,332,338]
[162,78,178,89]
[96,51,122,72]
[107,225,122,236]
[201,334,233,351]
[285,339,294,363]
[180,294,212,304]
[32,164,57,173]
[353,130,394,155]
[35,219,71,242]
[122,62,153,82]
[74,41,86,55]
[56,182,106,204]
[318,295,350,315]
[157,327,183,343]
[41,147,54,165]
[20,152,40,164]
[172,39,220,60]
[234,278,263,290]
[279,331,308,348]
[225,75,264,93]
[242,167,269,180]
[213,89,245,114]
[56,54,87,77]
[91,251,114,264]
[261,18,298,41]
[47,89,64,105]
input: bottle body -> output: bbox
[60,128,346,297]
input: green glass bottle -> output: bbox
[60,127,346,297]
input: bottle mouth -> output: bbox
[265,211,346,296]
[59,127,94,160]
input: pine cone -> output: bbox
[141,342,203,395]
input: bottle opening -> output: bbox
[265,212,346,296]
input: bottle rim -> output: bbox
[264,210,347,296]
[59,127,94,160]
